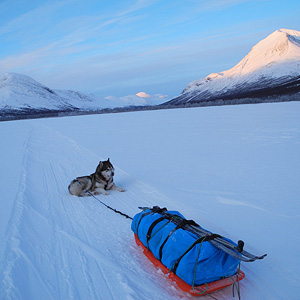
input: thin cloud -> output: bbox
[0,1,70,36]
[197,0,251,12]
[0,0,156,67]
[105,92,170,107]
[136,92,151,98]
[1,0,298,99]
[116,0,157,17]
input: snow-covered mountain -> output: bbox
[0,73,167,118]
[0,72,124,113]
[165,29,300,106]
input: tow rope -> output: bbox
[75,179,133,220]
[75,186,243,299]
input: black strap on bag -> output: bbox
[136,211,153,236]
[158,219,198,261]
[159,225,180,261]
[135,206,168,236]
[146,217,166,245]
[172,234,222,274]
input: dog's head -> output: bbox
[96,158,115,181]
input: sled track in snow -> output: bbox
[1,131,32,299]
[0,125,191,300]
[2,102,300,300]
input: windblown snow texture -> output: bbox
[166,29,300,105]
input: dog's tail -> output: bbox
[68,179,83,196]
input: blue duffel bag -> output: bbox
[131,207,240,286]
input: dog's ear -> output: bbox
[96,161,103,172]
[107,158,110,162]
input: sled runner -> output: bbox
[131,206,265,297]
[134,234,245,296]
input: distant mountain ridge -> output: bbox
[2,28,300,120]
[0,72,120,112]
[165,29,300,106]
[0,73,168,120]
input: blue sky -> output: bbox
[0,0,299,99]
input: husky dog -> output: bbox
[68,158,125,196]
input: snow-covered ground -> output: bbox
[0,101,299,300]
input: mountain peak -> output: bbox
[0,72,162,115]
[166,29,300,106]
[1,72,44,88]
[186,29,300,88]
[225,28,300,77]
[278,28,300,37]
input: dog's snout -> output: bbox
[112,172,115,176]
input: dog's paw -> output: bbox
[119,188,125,192]
[94,191,99,195]
[104,191,109,195]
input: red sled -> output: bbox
[134,234,245,297]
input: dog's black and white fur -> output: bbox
[68,158,125,196]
